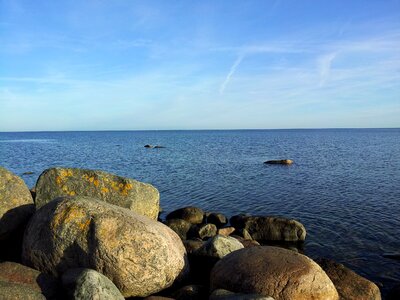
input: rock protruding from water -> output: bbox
[0,167,35,241]
[34,167,160,219]
[22,196,189,298]
[0,261,58,299]
[316,258,381,300]
[207,212,228,228]
[166,206,205,224]
[210,246,339,300]
[62,268,124,300]
[264,159,293,165]
[230,215,306,242]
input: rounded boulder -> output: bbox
[210,246,338,300]
[22,196,189,298]
[0,167,35,240]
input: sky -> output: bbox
[0,0,399,131]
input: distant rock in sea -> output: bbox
[264,159,294,165]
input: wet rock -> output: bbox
[165,218,192,240]
[0,261,58,299]
[233,228,253,240]
[171,284,208,300]
[210,246,338,300]
[144,144,153,148]
[316,258,381,300]
[22,196,189,298]
[217,226,235,236]
[166,206,204,224]
[207,212,228,228]
[264,159,293,165]
[154,145,166,148]
[34,167,160,219]
[230,215,306,242]
[62,268,124,300]
[188,223,217,240]
[210,289,275,300]
[194,235,244,259]
[0,167,35,241]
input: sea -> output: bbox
[1,129,399,295]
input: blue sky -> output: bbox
[1,0,399,131]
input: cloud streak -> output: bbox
[219,54,244,94]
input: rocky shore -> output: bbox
[0,166,395,299]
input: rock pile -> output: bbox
[0,166,383,299]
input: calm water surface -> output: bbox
[1,129,399,295]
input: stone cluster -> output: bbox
[0,166,386,299]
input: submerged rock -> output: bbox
[34,167,160,219]
[0,167,35,241]
[316,258,381,300]
[210,246,338,300]
[230,215,306,242]
[264,159,293,165]
[62,268,124,300]
[22,196,189,298]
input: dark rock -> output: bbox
[166,206,204,224]
[154,145,166,148]
[210,289,275,300]
[183,239,205,254]
[231,235,260,248]
[233,228,253,240]
[143,297,175,300]
[0,261,58,299]
[22,196,189,298]
[230,215,306,242]
[144,144,153,148]
[264,159,293,165]
[210,246,338,300]
[188,223,217,240]
[193,235,243,259]
[315,258,381,300]
[0,167,35,241]
[207,213,228,228]
[62,268,124,300]
[34,167,160,219]
[165,219,192,240]
[387,283,400,300]
[229,214,250,228]
[22,171,35,175]
[171,284,208,300]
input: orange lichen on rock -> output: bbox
[51,205,89,232]
[101,187,109,194]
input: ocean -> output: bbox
[1,129,399,295]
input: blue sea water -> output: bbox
[1,129,399,294]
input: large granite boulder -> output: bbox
[316,258,381,300]
[210,246,338,300]
[62,268,124,300]
[230,215,306,242]
[166,206,204,224]
[22,196,189,298]
[34,167,159,219]
[0,261,58,299]
[0,167,35,241]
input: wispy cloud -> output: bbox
[219,54,245,94]
[318,52,337,87]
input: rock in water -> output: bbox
[166,206,205,224]
[22,196,189,298]
[210,246,338,300]
[230,215,306,242]
[264,159,293,165]
[0,167,35,241]
[34,167,159,219]
[316,258,381,300]
[62,268,124,300]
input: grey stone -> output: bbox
[194,235,244,259]
[62,268,124,300]
[34,167,160,219]
[22,196,189,298]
